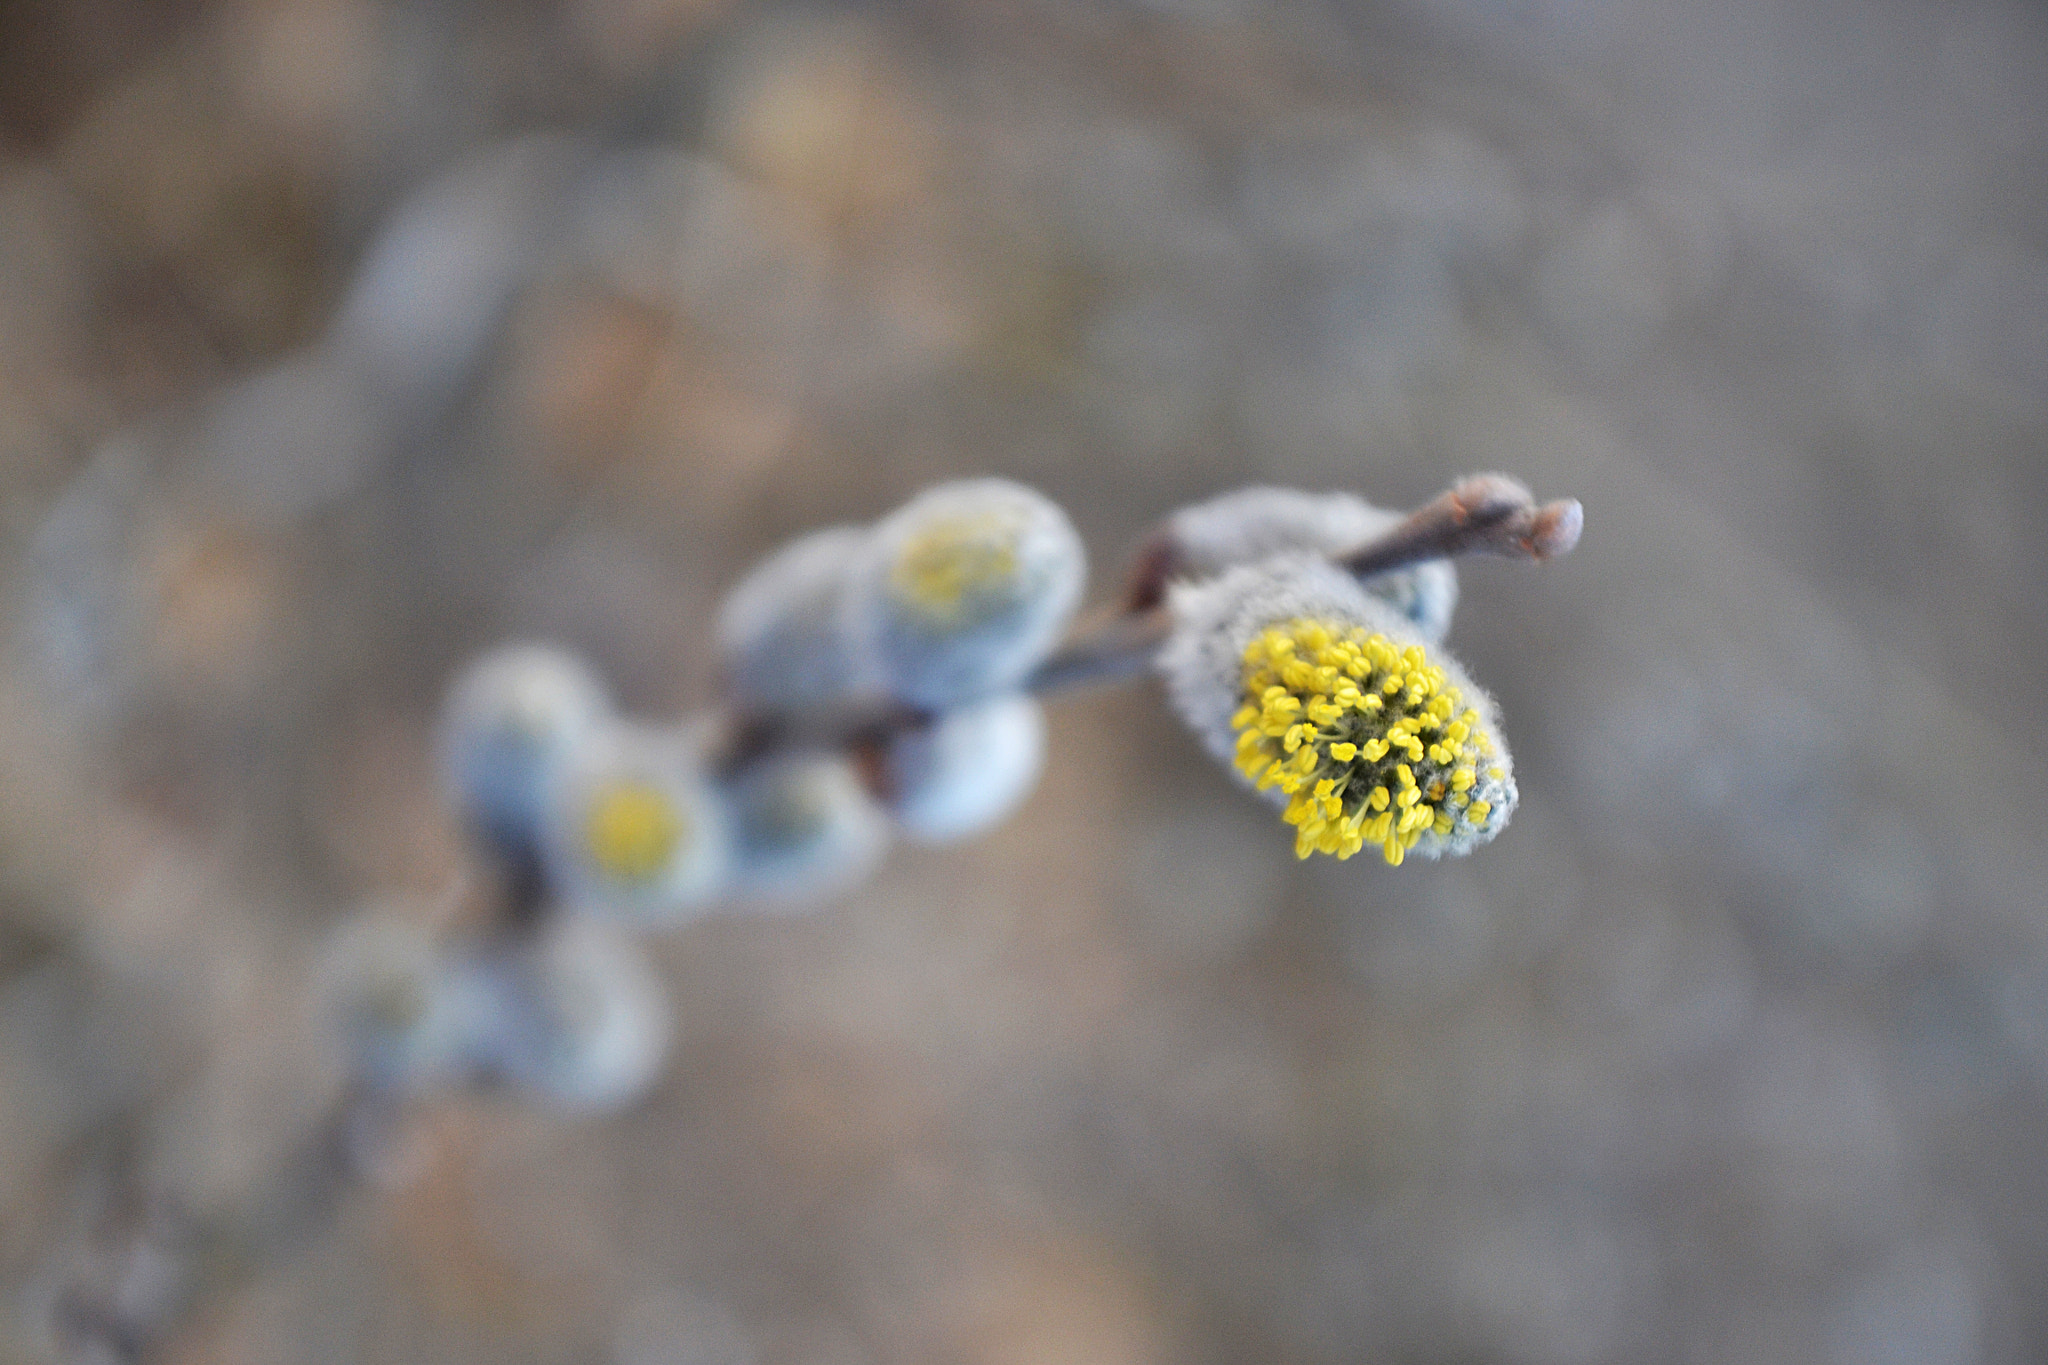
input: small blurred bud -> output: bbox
[439,643,613,858]
[1161,486,1459,642]
[884,693,1047,845]
[716,525,875,713]
[853,479,1086,708]
[475,919,672,1115]
[328,135,579,406]
[1159,555,1515,864]
[317,917,483,1096]
[541,723,732,924]
[725,752,890,905]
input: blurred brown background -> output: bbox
[2,0,2046,1361]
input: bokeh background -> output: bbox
[3,0,2046,1361]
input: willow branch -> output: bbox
[715,474,1583,776]
[1340,473,1583,577]
[55,1088,396,1365]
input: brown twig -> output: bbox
[714,474,1583,778]
[54,1086,399,1365]
[1340,473,1584,577]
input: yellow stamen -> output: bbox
[1230,618,1500,865]
[889,511,1024,622]
[583,781,685,883]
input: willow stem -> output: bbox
[1341,474,1584,577]
[1024,606,1171,694]
[715,474,1583,776]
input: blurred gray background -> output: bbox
[2,0,2045,1361]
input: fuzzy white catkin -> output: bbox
[540,722,731,924]
[1158,553,1515,859]
[724,751,891,905]
[439,643,612,857]
[317,917,483,1097]
[328,135,578,406]
[716,525,877,714]
[1166,486,1458,643]
[1161,554,1383,769]
[851,479,1087,709]
[478,918,672,1114]
[885,693,1047,845]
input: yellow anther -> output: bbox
[1232,617,1501,863]
[584,782,684,883]
[890,512,1024,621]
[1467,800,1492,824]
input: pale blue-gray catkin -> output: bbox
[328,135,577,404]
[724,751,891,905]
[884,693,1047,845]
[477,918,672,1114]
[316,917,485,1096]
[850,479,1086,710]
[716,525,877,714]
[438,642,612,858]
[539,721,732,924]
[1166,486,1458,643]
[1159,554,1515,861]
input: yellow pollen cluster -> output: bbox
[889,513,1021,623]
[583,781,686,883]
[1231,619,1497,865]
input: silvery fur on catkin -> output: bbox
[717,525,878,714]
[1167,487,1458,642]
[1159,554,1515,857]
